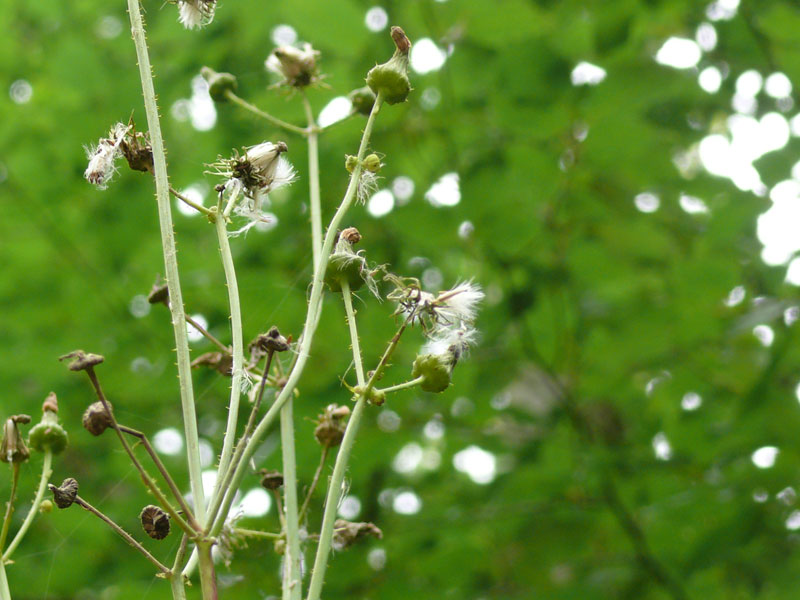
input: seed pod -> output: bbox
[140,505,170,540]
[82,401,114,436]
[411,353,453,393]
[49,478,79,509]
[259,469,284,490]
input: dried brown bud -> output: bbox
[140,505,171,540]
[49,478,79,509]
[390,26,411,54]
[148,280,169,305]
[314,404,350,447]
[259,469,284,490]
[59,350,104,372]
[82,401,114,436]
[42,392,59,414]
[340,227,362,245]
[121,129,154,174]
[333,519,383,550]
[249,327,290,364]
[191,352,233,376]
[1,415,31,463]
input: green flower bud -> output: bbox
[40,499,54,514]
[201,66,238,102]
[28,393,68,455]
[366,27,412,105]
[345,155,359,174]
[363,153,382,173]
[348,86,376,116]
[411,353,453,393]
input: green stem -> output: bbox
[225,90,308,136]
[2,451,52,562]
[298,445,329,523]
[0,560,10,600]
[197,540,218,600]
[206,94,385,539]
[305,280,366,600]
[235,528,281,539]
[281,398,302,600]
[185,313,231,354]
[0,464,20,553]
[170,534,189,600]
[377,376,424,395]
[213,201,245,493]
[302,92,323,266]
[169,186,214,217]
[127,0,206,524]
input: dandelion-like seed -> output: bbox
[422,322,478,364]
[177,0,216,30]
[266,43,321,88]
[84,123,130,189]
[389,279,483,330]
[357,170,380,204]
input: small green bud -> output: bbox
[348,86,376,116]
[201,66,238,102]
[345,155,359,174]
[40,499,54,514]
[411,354,453,393]
[363,154,382,173]
[29,394,68,455]
[366,27,412,105]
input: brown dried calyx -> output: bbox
[248,326,291,366]
[1,415,31,463]
[59,350,104,372]
[147,279,169,305]
[140,505,170,540]
[82,400,114,436]
[332,519,383,550]
[314,404,351,448]
[340,227,361,244]
[49,477,79,509]
[191,351,233,376]
[259,469,284,490]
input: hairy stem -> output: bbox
[377,376,424,395]
[281,398,302,600]
[185,314,231,354]
[224,90,308,136]
[2,451,53,561]
[305,280,366,600]
[207,94,385,539]
[235,528,281,539]
[213,203,245,492]
[73,495,170,574]
[170,534,189,600]
[126,0,206,524]
[197,540,218,600]
[302,92,323,266]
[298,445,329,523]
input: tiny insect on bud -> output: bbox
[140,505,171,540]
[82,401,114,436]
[49,478,79,509]
[59,350,105,372]
[259,469,284,490]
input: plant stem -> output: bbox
[213,201,245,492]
[305,280,366,600]
[170,534,189,600]
[298,445,329,523]
[196,540,218,600]
[207,93,384,540]
[169,186,214,217]
[84,368,197,535]
[224,90,308,136]
[126,0,206,524]
[73,495,170,574]
[280,399,301,600]
[235,528,282,539]
[377,376,424,395]
[302,92,323,266]
[0,560,10,600]
[2,451,52,562]
[185,314,231,354]
[0,464,20,554]
[116,425,196,528]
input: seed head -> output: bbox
[49,478,79,509]
[266,43,321,88]
[82,401,114,436]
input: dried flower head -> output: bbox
[120,126,153,174]
[59,349,105,372]
[84,123,130,189]
[140,505,171,540]
[259,469,284,490]
[191,351,234,376]
[314,404,351,447]
[388,278,484,329]
[249,326,291,361]
[147,279,169,305]
[82,401,114,436]
[176,0,216,29]
[49,478,79,509]
[266,43,321,88]
[1,415,31,463]
[332,519,383,551]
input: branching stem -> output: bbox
[2,451,53,562]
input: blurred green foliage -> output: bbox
[2,0,800,598]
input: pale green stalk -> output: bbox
[0,561,10,600]
[213,203,245,490]
[280,400,301,600]
[377,377,424,395]
[224,90,308,136]
[302,92,323,265]
[169,535,188,600]
[2,451,52,561]
[206,93,385,539]
[305,280,366,600]
[126,0,205,522]
[0,465,20,554]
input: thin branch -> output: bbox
[2,451,53,561]
[169,186,214,217]
[298,445,329,523]
[0,464,20,552]
[224,90,308,136]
